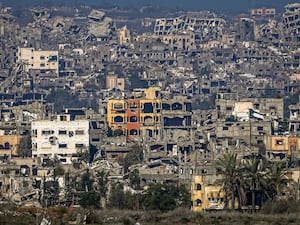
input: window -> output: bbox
[276,140,283,145]
[129,116,137,122]
[196,183,202,190]
[40,56,45,60]
[59,143,67,148]
[257,126,263,131]
[223,127,229,131]
[40,63,45,67]
[75,130,84,135]
[195,199,202,206]
[42,130,54,135]
[75,143,84,148]
[59,130,67,135]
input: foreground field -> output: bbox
[1,206,300,225]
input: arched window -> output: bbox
[130,116,137,122]
[114,116,123,123]
[196,183,202,190]
[195,199,202,206]
[130,129,138,135]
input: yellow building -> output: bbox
[191,175,224,212]
[107,87,161,140]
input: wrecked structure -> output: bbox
[0,1,300,210]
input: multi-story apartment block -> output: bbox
[107,87,162,141]
[283,3,300,34]
[31,114,89,164]
[16,47,59,76]
[154,15,224,36]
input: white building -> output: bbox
[31,114,89,164]
[17,47,59,76]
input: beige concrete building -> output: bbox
[106,74,125,91]
[17,47,59,76]
[118,25,131,45]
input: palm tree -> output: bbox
[216,153,245,209]
[243,157,267,212]
[265,162,289,201]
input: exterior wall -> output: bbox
[191,175,224,212]
[241,98,284,119]
[283,3,300,34]
[106,75,125,91]
[154,16,224,36]
[140,99,162,141]
[31,115,89,164]
[126,99,141,141]
[17,47,59,75]
[161,33,195,51]
[119,25,131,45]
[265,136,300,159]
[250,8,276,16]
[0,135,22,157]
[107,87,162,141]
[107,99,127,133]
[215,120,272,146]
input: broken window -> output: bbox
[172,102,183,110]
[162,103,171,110]
[143,103,153,113]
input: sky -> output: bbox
[1,0,297,13]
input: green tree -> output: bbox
[79,191,101,209]
[141,183,190,211]
[81,170,93,192]
[244,157,267,211]
[121,144,144,173]
[54,164,65,178]
[108,183,125,209]
[265,162,289,201]
[216,153,244,209]
[129,169,140,190]
[96,171,108,197]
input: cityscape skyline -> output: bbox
[1,0,298,12]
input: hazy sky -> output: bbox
[2,0,297,12]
